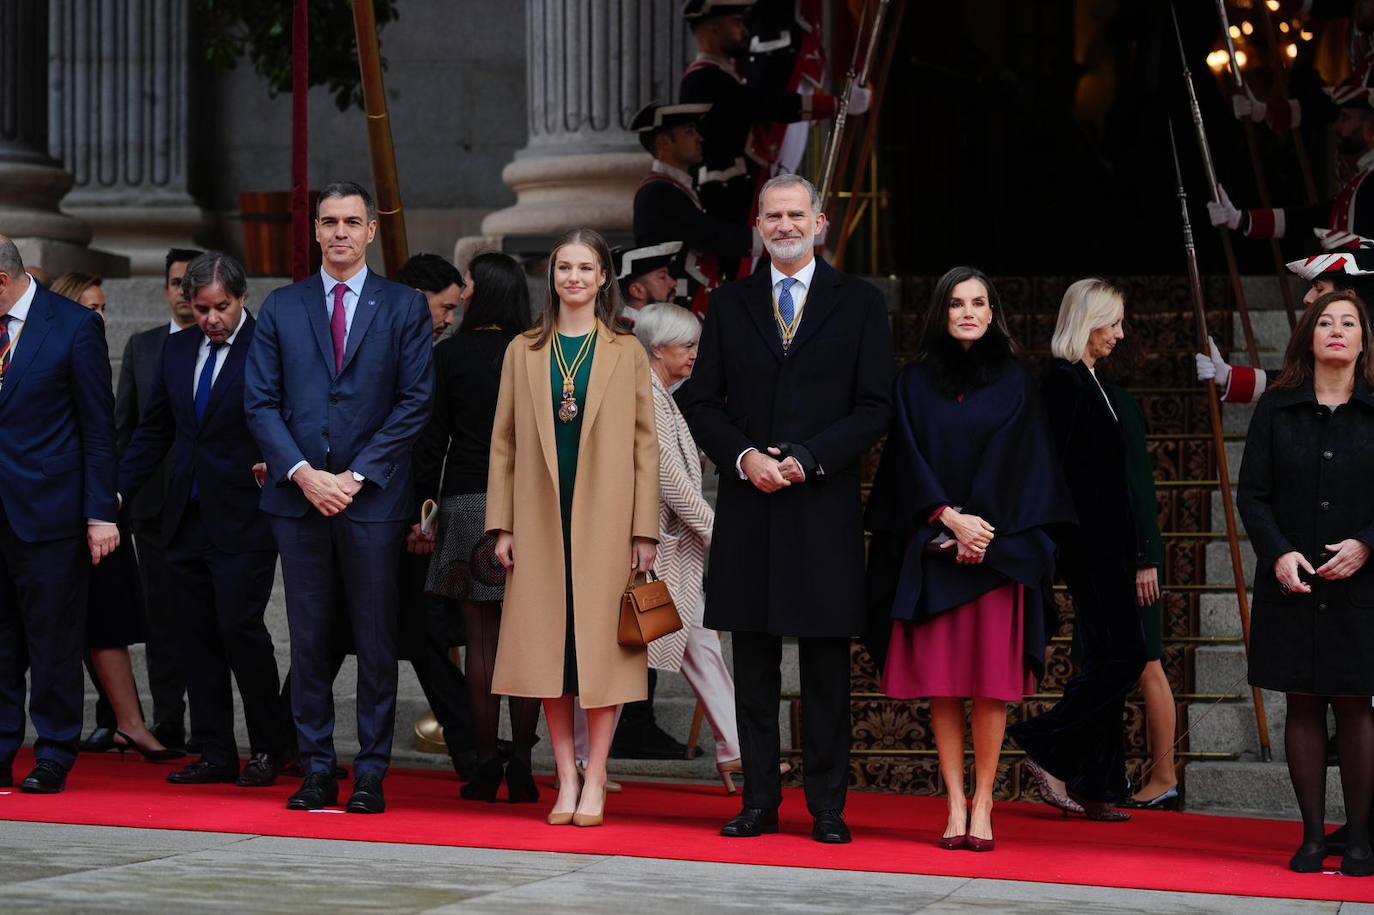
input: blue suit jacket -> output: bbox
[0,284,117,542]
[118,315,273,553]
[243,271,433,522]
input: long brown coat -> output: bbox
[486,324,660,708]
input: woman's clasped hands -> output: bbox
[940,507,996,565]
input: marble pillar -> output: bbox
[0,0,126,276]
[458,0,689,264]
[49,0,204,276]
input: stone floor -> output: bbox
[0,821,1370,914]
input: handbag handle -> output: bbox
[626,569,659,589]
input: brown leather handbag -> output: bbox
[617,571,682,647]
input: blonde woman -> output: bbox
[487,227,659,828]
[1007,278,1147,822]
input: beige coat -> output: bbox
[647,371,714,673]
[486,324,660,708]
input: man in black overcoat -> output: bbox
[678,173,893,843]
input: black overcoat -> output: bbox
[1237,378,1374,695]
[677,258,894,637]
[1042,360,1136,565]
[863,360,1075,673]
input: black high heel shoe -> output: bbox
[504,757,540,804]
[460,758,506,802]
[1123,785,1181,811]
[1290,841,1329,873]
[113,730,186,763]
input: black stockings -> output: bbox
[462,600,540,767]
[1286,693,1374,857]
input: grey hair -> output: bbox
[757,173,821,215]
[633,303,701,357]
[317,180,377,222]
[0,236,24,278]
[183,251,248,301]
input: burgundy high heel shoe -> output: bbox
[965,817,995,853]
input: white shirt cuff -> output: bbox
[351,471,365,483]
[287,460,309,480]
[735,447,757,479]
[88,519,116,526]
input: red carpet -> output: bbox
[1,749,1370,904]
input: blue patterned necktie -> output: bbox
[777,277,798,350]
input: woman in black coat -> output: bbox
[1238,290,1374,876]
[866,267,1073,852]
[410,252,542,804]
[1007,277,1146,821]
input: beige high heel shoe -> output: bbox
[572,787,607,827]
[717,758,794,795]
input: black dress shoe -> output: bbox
[236,753,279,788]
[347,774,386,814]
[720,807,779,838]
[454,749,479,782]
[21,760,67,794]
[812,809,852,845]
[167,760,239,785]
[460,758,505,802]
[287,773,338,810]
[1290,841,1330,873]
[80,726,116,753]
[1345,846,1374,877]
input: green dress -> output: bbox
[1108,383,1166,662]
[552,332,596,695]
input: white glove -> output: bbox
[1195,336,1232,389]
[1207,184,1242,230]
[1231,92,1267,123]
[847,85,871,116]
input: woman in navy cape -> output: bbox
[866,267,1073,852]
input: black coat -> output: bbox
[119,315,273,554]
[1237,378,1374,695]
[864,360,1075,673]
[677,257,894,637]
[1042,360,1136,566]
[115,323,173,525]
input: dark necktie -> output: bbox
[0,314,13,383]
[191,341,222,500]
[195,341,222,425]
[331,283,348,372]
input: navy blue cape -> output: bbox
[864,360,1076,675]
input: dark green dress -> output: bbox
[552,332,596,696]
[1108,383,1166,661]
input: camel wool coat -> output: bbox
[486,324,660,708]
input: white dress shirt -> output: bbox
[1,273,38,368]
[323,263,367,340]
[191,309,248,399]
[735,258,819,479]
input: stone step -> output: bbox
[1199,591,1249,638]
[1204,538,1257,587]
[1194,644,1248,696]
[1185,760,1344,820]
[1186,689,1286,759]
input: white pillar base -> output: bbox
[14,237,130,278]
[65,203,206,276]
[479,151,651,237]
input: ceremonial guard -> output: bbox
[1211,80,1374,252]
[1197,239,1374,402]
[613,242,683,331]
[631,101,753,316]
[679,0,867,265]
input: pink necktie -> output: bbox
[330,283,347,372]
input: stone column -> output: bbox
[457,0,689,264]
[0,0,126,276]
[49,0,203,276]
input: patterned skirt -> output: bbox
[424,492,507,603]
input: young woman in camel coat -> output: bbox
[487,227,660,827]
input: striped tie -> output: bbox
[0,315,13,385]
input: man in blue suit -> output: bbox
[0,235,120,794]
[245,182,434,814]
[121,251,293,790]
